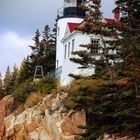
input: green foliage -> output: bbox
[0,73,4,99]
[34,76,56,94]
[3,66,13,95]
[65,79,103,110]
[10,64,19,92]
[65,79,140,139]
[13,79,36,102]
[16,57,32,84]
[13,76,56,103]
[115,0,140,94]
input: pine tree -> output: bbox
[28,29,43,77]
[0,72,4,98]
[32,29,41,50]
[0,73,3,89]
[3,66,12,95]
[42,24,56,75]
[115,0,140,94]
[17,57,31,84]
[42,25,50,42]
[10,64,18,91]
[70,0,120,81]
[51,17,58,46]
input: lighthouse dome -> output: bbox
[63,0,85,18]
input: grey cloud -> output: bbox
[0,0,115,36]
[0,0,63,35]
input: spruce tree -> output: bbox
[17,57,31,84]
[51,17,58,46]
[10,64,18,91]
[42,25,56,75]
[42,25,50,42]
[115,0,140,94]
[3,66,12,95]
[70,0,120,81]
[0,72,4,98]
[29,29,41,77]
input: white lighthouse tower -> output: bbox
[56,0,85,70]
[55,0,120,86]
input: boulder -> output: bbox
[52,92,68,111]
[0,95,14,138]
[61,109,86,136]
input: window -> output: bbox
[64,0,77,8]
[68,42,71,57]
[64,45,67,59]
[72,39,75,52]
[91,39,100,54]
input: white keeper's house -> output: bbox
[55,0,120,86]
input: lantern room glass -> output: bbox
[64,0,77,8]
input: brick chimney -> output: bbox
[114,7,120,22]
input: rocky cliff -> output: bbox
[0,93,138,140]
[0,93,86,140]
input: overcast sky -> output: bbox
[0,0,115,77]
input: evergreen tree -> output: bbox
[29,29,41,77]
[29,25,56,77]
[42,25,50,42]
[10,64,18,91]
[3,66,12,95]
[17,57,31,84]
[31,29,41,51]
[115,0,140,94]
[51,17,58,45]
[42,24,56,75]
[70,0,120,81]
[0,73,3,89]
[0,72,4,98]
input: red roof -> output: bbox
[105,18,116,23]
[67,18,117,33]
[67,22,80,33]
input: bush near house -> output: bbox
[34,76,56,95]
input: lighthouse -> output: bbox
[55,0,120,86]
[56,0,85,71]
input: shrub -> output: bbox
[14,104,25,115]
[65,79,103,110]
[13,79,36,103]
[25,92,43,107]
[34,76,56,94]
[13,76,56,104]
